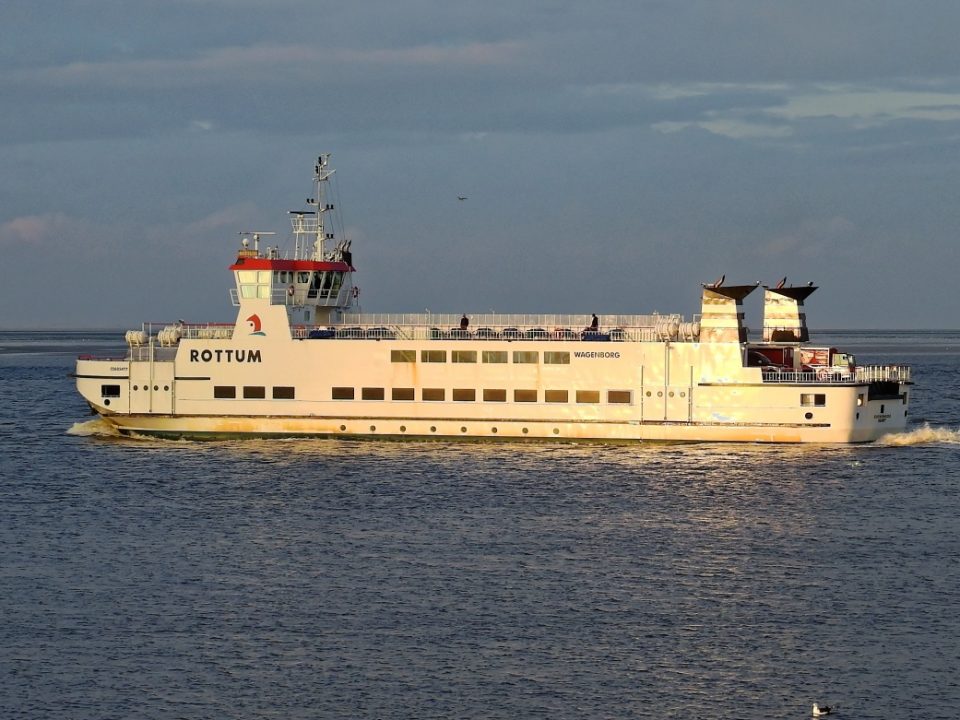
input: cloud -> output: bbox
[0,213,75,247]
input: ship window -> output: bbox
[391,350,416,362]
[100,384,121,397]
[482,351,508,364]
[243,386,266,399]
[513,351,539,364]
[258,271,271,283]
[421,350,446,363]
[452,350,477,363]
[453,388,476,401]
[257,285,270,299]
[544,351,570,365]
[273,386,295,399]
[422,388,445,401]
[238,270,257,283]
[332,387,355,400]
[240,285,257,298]
[514,389,537,403]
[801,393,826,407]
[298,272,310,283]
[576,390,600,404]
[392,387,415,401]
[608,390,632,404]
[545,390,568,403]
[362,387,385,400]
[214,386,236,399]
[483,389,507,402]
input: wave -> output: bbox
[67,418,122,437]
[877,424,960,446]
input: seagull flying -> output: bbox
[775,276,787,289]
[457,196,468,201]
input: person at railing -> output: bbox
[460,314,469,330]
[588,314,599,332]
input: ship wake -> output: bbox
[67,418,122,437]
[877,424,960,446]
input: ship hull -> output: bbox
[90,408,905,444]
[76,335,910,444]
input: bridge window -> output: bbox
[214,386,236,399]
[422,350,446,363]
[362,387,385,400]
[273,386,295,399]
[452,350,477,363]
[392,388,415,401]
[453,388,476,401]
[607,390,632,404]
[422,388,445,401]
[391,350,416,362]
[544,352,570,365]
[545,390,568,403]
[332,387,355,400]
[483,389,507,402]
[514,389,537,402]
[483,351,508,363]
[576,390,600,404]
[243,386,266,399]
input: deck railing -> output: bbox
[761,365,911,384]
[295,313,696,342]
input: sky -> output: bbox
[2,0,960,329]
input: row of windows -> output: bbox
[331,387,633,404]
[393,350,570,365]
[214,386,295,399]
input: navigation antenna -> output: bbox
[305,154,336,261]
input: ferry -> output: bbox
[75,155,911,443]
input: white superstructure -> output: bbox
[75,156,911,443]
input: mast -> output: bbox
[307,154,336,261]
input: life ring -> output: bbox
[287,285,295,297]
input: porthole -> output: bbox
[461,426,467,433]
[370,425,376,432]
[154,385,159,391]
[522,428,529,434]
[104,399,111,406]
[491,427,498,434]
[668,391,674,397]
[553,428,560,435]
[163,385,169,391]
[133,385,138,391]
[804,412,813,420]
[399,425,406,432]
[679,391,685,398]
[430,426,437,432]
[339,425,346,431]
[646,391,652,397]
[657,391,663,397]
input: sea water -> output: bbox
[1,330,958,719]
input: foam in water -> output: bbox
[877,423,960,446]
[67,418,121,437]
